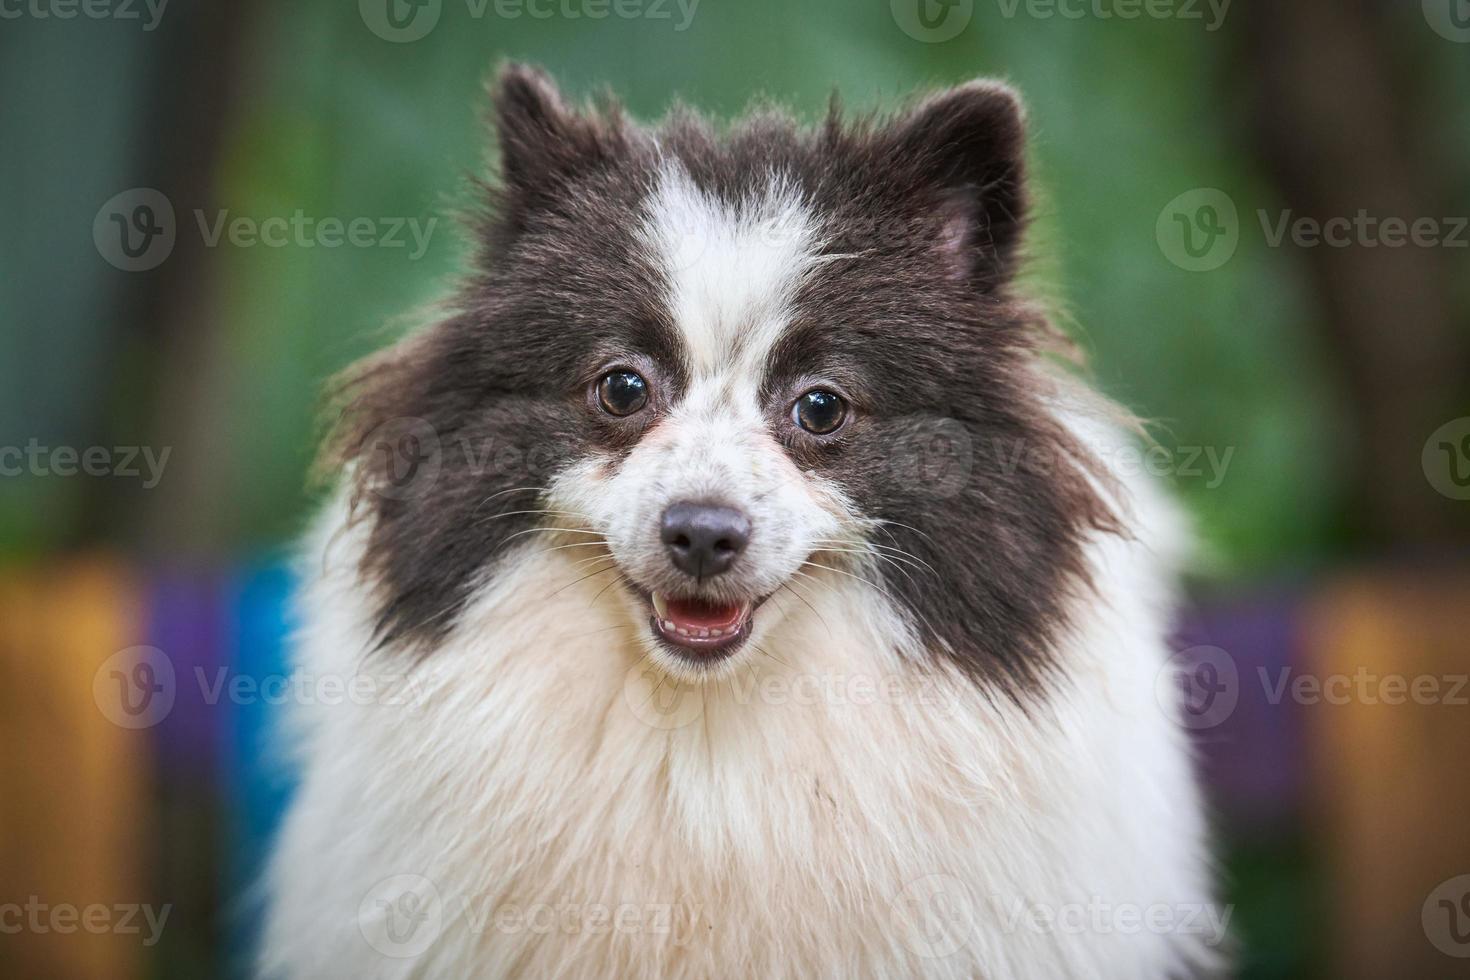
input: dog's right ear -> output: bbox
[888,80,1030,289]
[489,63,626,230]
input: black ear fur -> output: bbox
[892,81,1029,285]
[488,63,628,232]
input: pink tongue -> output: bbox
[666,596,744,630]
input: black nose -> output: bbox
[660,502,751,580]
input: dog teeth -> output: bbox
[652,594,750,642]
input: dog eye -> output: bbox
[793,389,847,435]
[596,370,649,416]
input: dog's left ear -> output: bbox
[892,81,1029,287]
[489,63,627,234]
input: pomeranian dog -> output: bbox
[260,64,1221,979]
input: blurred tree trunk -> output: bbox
[122,2,252,560]
[1236,0,1469,552]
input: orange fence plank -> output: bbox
[1303,570,1470,978]
[0,560,152,980]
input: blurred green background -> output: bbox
[6,0,1464,571]
[3,1,1468,978]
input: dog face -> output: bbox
[331,66,1114,692]
[548,166,863,672]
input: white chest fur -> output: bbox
[261,467,1220,979]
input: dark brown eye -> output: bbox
[793,389,847,435]
[596,370,649,416]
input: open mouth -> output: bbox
[643,591,765,662]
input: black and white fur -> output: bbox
[260,65,1220,978]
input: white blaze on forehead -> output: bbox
[640,161,823,380]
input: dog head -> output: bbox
[329,65,1115,692]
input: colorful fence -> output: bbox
[0,561,294,980]
[2,562,1467,978]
